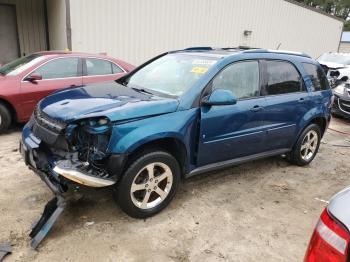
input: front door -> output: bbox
[197,60,267,166]
[0,4,20,65]
[20,57,83,120]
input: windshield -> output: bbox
[318,53,350,65]
[0,54,45,76]
[126,53,218,96]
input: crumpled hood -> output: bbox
[318,61,348,69]
[39,81,179,122]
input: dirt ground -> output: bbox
[0,118,349,262]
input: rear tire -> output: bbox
[114,150,181,218]
[288,124,321,166]
[0,103,12,134]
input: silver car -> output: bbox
[304,187,350,261]
[332,81,350,119]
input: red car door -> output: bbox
[82,58,125,85]
[19,57,83,120]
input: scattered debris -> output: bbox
[314,197,329,204]
[85,221,95,227]
[0,243,12,261]
[218,252,225,258]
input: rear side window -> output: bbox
[86,58,122,76]
[303,63,329,91]
[34,58,79,79]
[265,61,303,95]
[212,60,260,99]
[112,63,123,73]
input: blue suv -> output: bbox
[21,47,332,218]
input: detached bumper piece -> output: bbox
[20,137,67,249]
[29,196,66,249]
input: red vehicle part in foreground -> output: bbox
[304,209,349,262]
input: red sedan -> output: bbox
[0,51,135,133]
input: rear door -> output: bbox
[262,60,310,150]
[82,58,125,84]
[19,57,83,120]
[197,60,267,166]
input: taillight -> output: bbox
[304,209,349,262]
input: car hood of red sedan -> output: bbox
[39,81,179,122]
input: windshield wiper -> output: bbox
[131,87,153,95]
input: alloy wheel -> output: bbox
[300,130,319,161]
[130,162,173,209]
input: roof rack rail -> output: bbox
[243,49,311,58]
[184,47,213,51]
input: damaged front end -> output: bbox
[20,107,123,248]
[55,117,118,187]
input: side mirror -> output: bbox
[201,89,237,106]
[25,73,42,82]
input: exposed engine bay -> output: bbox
[30,107,117,188]
[68,119,111,176]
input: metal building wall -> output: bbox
[0,0,47,56]
[69,0,343,65]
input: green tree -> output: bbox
[295,0,350,30]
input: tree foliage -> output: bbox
[295,0,350,30]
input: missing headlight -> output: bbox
[69,118,112,177]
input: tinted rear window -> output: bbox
[265,61,304,95]
[303,63,329,91]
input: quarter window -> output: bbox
[112,63,123,74]
[265,61,303,95]
[212,61,260,99]
[33,58,79,79]
[86,58,122,75]
[303,63,329,91]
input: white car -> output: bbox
[318,53,350,85]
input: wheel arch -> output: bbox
[0,96,17,122]
[309,116,327,136]
[123,136,189,179]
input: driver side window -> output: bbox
[212,61,260,99]
[33,58,79,80]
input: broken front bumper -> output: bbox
[20,124,116,189]
[20,123,121,248]
[20,125,68,249]
[20,125,65,194]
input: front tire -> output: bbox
[114,150,181,218]
[0,103,12,134]
[289,124,321,166]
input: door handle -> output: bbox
[250,105,263,112]
[70,84,77,88]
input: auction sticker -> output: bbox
[191,67,209,74]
